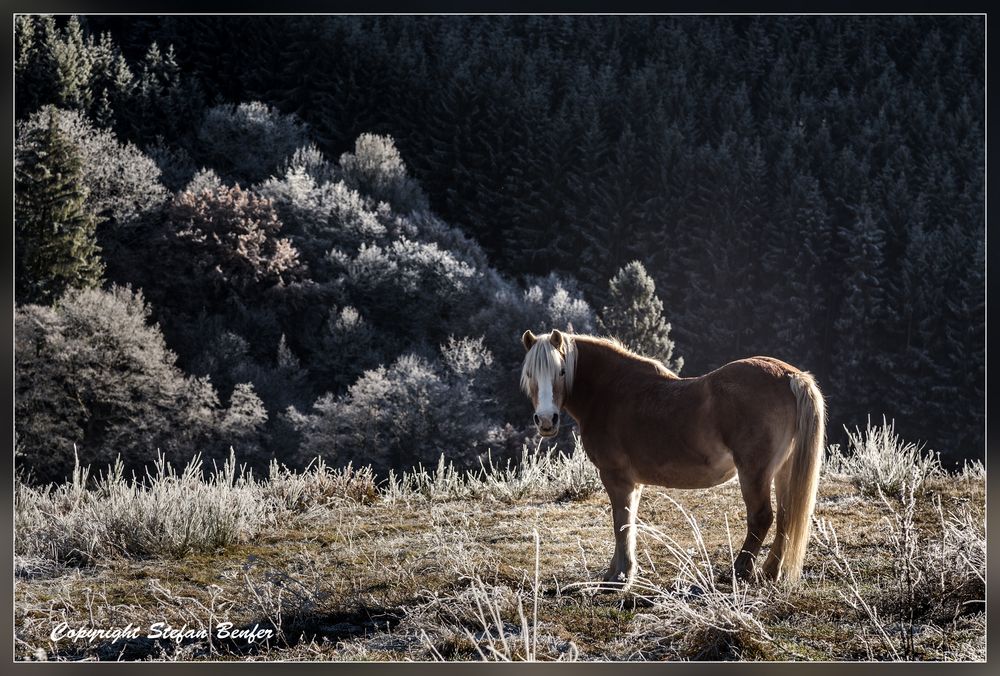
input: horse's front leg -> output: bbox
[601,472,642,589]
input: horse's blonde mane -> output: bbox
[573,333,678,378]
[520,332,577,394]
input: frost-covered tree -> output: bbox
[127,41,204,143]
[338,133,429,214]
[15,15,57,117]
[292,348,495,473]
[468,272,595,425]
[832,205,890,421]
[16,15,91,114]
[597,261,683,372]
[218,382,269,461]
[344,237,482,348]
[156,185,300,307]
[144,138,198,191]
[15,286,224,482]
[312,306,383,391]
[15,111,103,305]
[195,101,309,184]
[440,334,494,378]
[182,168,225,194]
[278,142,336,184]
[16,106,169,225]
[86,30,134,129]
[15,17,198,141]
[258,166,387,270]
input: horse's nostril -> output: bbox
[552,412,559,426]
[533,414,541,426]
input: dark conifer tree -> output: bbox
[15,111,103,305]
[831,204,890,422]
[597,261,683,373]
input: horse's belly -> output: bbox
[634,448,737,489]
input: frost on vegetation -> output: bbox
[382,435,602,505]
[812,463,985,661]
[15,437,600,566]
[612,499,779,660]
[16,449,272,563]
[826,416,941,498]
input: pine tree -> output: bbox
[831,204,889,423]
[15,110,103,305]
[15,15,44,117]
[562,107,609,286]
[51,15,93,111]
[126,42,203,143]
[579,123,649,297]
[87,31,134,129]
[942,235,984,459]
[15,15,60,117]
[597,261,683,373]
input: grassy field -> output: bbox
[14,423,985,661]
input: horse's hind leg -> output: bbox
[601,472,642,588]
[734,466,774,580]
[762,459,793,579]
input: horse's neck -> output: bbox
[565,339,680,425]
[564,340,621,424]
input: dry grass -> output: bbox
[14,424,985,662]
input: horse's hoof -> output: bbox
[595,571,633,593]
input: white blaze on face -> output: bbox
[536,375,555,416]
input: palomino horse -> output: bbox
[520,329,825,586]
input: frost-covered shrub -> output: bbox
[15,452,273,563]
[339,133,428,214]
[344,238,484,348]
[264,457,379,511]
[195,101,309,184]
[258,167,387,270]
[15,286,230,482]
[278,142,336,184]
[16,105,168,224]
[156,185,300,308]
[827,416,942,498]
[292,343,496,474]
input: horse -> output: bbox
[520,329,825,587]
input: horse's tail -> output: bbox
[779,371,826,584]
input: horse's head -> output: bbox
[520,329,575,437]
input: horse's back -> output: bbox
[715,355,802,379]
[704,356,803,456]
[703,356,803,398]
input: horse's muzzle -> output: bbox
[533,412,559,437]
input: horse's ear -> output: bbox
[522,330,537,351]
[549,329,564,350]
